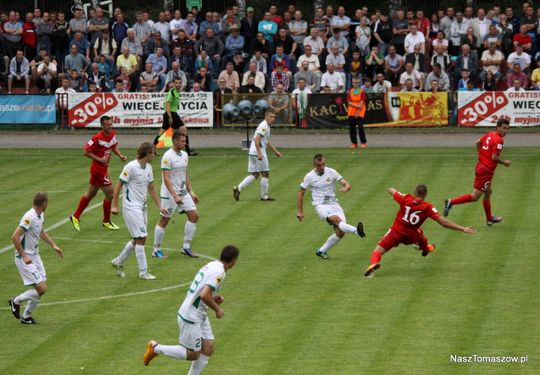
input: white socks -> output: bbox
[320,234,341,252]
[154,344,187,360]
[135,245,148,274]
[116,241,135,264]
[14,288,40,304]
[183,221,197,249]
[238,175,255,191]
[154,225,165,250]
[188,354,210,375]
[23,299,40,318]
[338,221,357,235]
[260,177,269,199]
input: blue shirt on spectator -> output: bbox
[146,53,168,73]
[225,35,245,52]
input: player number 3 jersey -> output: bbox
[300,167,343,206]
[160,148,189,198]
[119,160,154,210]
[179,261,226,323]
[391,192,440,238]
[16,208,44,256]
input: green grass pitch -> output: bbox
[0,147,538,375]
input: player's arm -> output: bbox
[254,134,263,160]
[83,149,107,164]
[40,230,64,258]
[112,144,127,162]
[387,187,398,196]
[339,178,351,193]
[111,180,123,215]
[185,172,199,203]
[162,169,182,204]
[148,182,169,216]
[11,226,31,264]
[267,140,282,158]
[435,216,476,234]
[475,138,483,151]
[492,152,511,167]
[297,187,306,222]
[200,285,224,319]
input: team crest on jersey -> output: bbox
[163,160,168,164]
[123,171,128,176]
[216,276,222,284]
[24,218,30,225]
[261,128,266,132]
[326,177,331,182]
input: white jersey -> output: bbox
[248,120,271,158]
[160,148,189,198]
[119,160,154,210]
[300,167,343,206]
[179,260,226,323]
[17,208,44,256]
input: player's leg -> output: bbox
[154,113,169,145]
[234,158,259,199]
[188,319,214,375]
[182,207,199,258]
[146,319,202,365]
[71,184,100,229]
[153,199,173,258]
[111,239,134,278]
[417,232,435,257]
[444,188,483,217]
[326,213,365,238]
[134,237,155,279]
[100,184,119,229]
[483,185,503,225]
[260,170,274,201]
[365,229,398,277]
[348,116,358,148]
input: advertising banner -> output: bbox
[458,91,540,127]
[0,95,56,124]
[305,92,448,128]
[68,92,213,128]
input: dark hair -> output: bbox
[220,245,239,263]
[313,153,324,161]
[414,184,428,198]
[100,116,111,125]
[33,192,48,206]
[137,142,154,159]
[497,118,510,127]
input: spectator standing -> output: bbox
[36,12,53,55]
[241,7,258,52]
[259,12,278,43]
[133,11,152,46]
[180,12,198,41]
[373,13,393,56]
[152,12,170,45]
[88,6,109,50]
[330,6,351,39]
[69,8,88,39]
[347,77,367,148]
[289,11,308,55]
[22,12,37,62]
[112,13,129,48]
[392,9,409,55]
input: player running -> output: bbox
[143,245,239,374]
[297,154,366,259]
[364,185,476,277]
[443,118,511,226]
[8,192,64,324]
[110,143,166,280]
[153,130,200,258]
[233,110,283,201]
[69,115,126,231]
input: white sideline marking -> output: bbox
[0,199,105,255]
[1,282,190,309]
[53,236,216,261]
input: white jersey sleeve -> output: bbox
[17,208,43,255]
[248,121,270,157]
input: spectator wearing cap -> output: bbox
[241,7,259,52]
[224,26,245,63]
[180,12,198,41]
[326,27,349,55]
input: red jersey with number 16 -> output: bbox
[478,131,504,171]
[85,130,118,174]
[390,192,441,238]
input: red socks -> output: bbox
[483,200,492,221]
[370,250,382,265]
[451,194,474,205]
[73,196,90,219]
[103,199,112,223]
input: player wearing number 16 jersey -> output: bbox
[364,185,476,277]
[443,118,511,226]
[69,116,127,231]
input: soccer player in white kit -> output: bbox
[8,192,64,324]
[152,130,200,258]
[143,245,240,375]
[233,110,283,201]
[110,142,166,280]
[297,154,366,259]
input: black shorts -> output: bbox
[162,112,185,130]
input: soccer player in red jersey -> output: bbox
[364,185,475,277]
[443,118,511,226]
[69,116,127,231]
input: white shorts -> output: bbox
[123,207,148,239]
[177,315,214,351]
[15,253,46,286]
[161,194,197,218]
[248,155,269,173]
[314,203,346,223]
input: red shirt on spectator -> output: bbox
[513,33,532,50]
[23,21,37,48]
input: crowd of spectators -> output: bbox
[2,2,540,99]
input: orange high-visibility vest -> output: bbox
[347,88,366,117]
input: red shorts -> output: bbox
[473,163,495,192]
[378,228,427,251]
[89,168,112,187]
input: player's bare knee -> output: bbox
[159,217,170,227]
[261,172,269,178]
[187,212,199,223]
[201,341,214,356]
[335,228,345,238]
[252,172,260,179]
[186,350,201,361]
[35,283,47,296]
